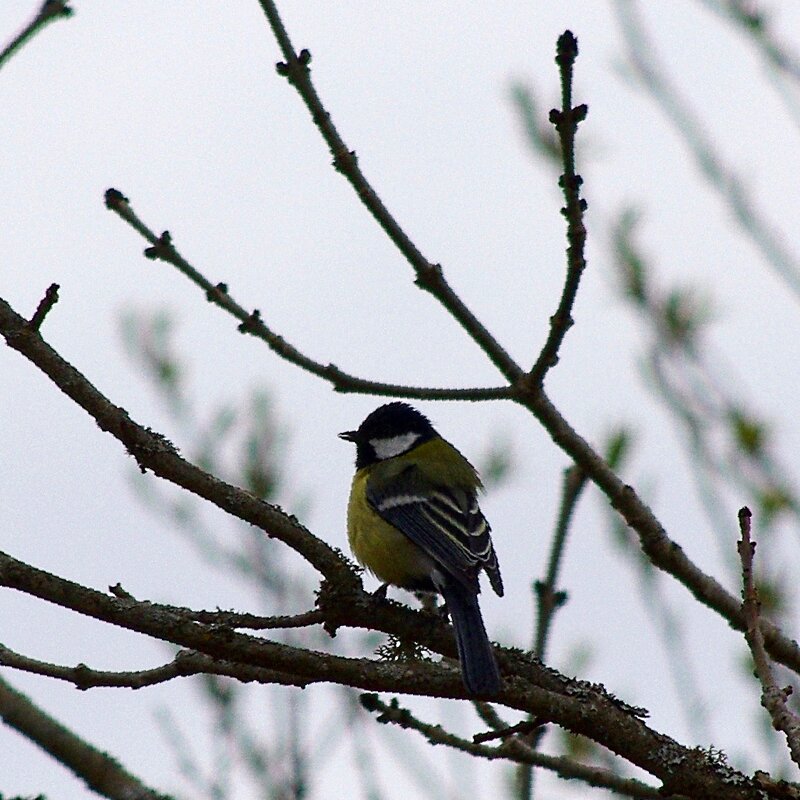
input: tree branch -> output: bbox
[253,0,800,696]
[104,190,511,403]
[0,643,292,690]
[0,293,354,589]
[0,544,771,799]
[516,463,587,799]
[534,464,587,661]
[255,0,523,384]
[614,0,800,299]
[518,389,800,678]
[26,282,60,331]
[362,694,690,800]
[0,674,173,800]
[107,584,326,630]
[526,31,589,386]
[737,507,800,768]
[0,0,72,71]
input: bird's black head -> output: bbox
[339,402,437,469]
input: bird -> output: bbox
[340,402,503,696]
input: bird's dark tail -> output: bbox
[440,582,501,696]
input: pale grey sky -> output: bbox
[2,2,800,798]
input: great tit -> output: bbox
[340,402,503,696]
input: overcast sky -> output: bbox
[2,2,800,798]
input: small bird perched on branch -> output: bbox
[340,402,503,696]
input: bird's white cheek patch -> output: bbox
[370,432,420,460]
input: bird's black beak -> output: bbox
[339,430,357,442]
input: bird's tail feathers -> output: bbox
[440,581,501,696]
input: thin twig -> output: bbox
[527,31,589,387]
[26,282,60,331]
[696,0,800,81]
[361,694,689,800]
[534,464,587,661]
[510,83,562,166]
[737,507,800,768]
[255,0,523,384]
[0,674,174,800]
[104,189,511,403]
[0,0,72,70]
[515,463,587,799]
[106,584,326,630]
[473,718,545,744]
[614,0,800,300]
[0,643,289,690]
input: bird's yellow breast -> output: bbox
[346,468,434,589]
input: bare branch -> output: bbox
[0,292,354,588]
[515,463,587,798]
[526,31,589,386]
[696,0,800,81]
[0,643,291,690]
[180,608,325,630]
[737,507,800,768]
[106,584,326,630]
[0,674,173,800]
[26,282,59,331]
[255,0,523,384]
[520,389,800,678]
[105,190,511,403]
[361,694,690,800]
[614,0,800,299]
[252,0,800,694]
[534,464,587,661]
[0,1,72,71]
[0,545,769,798]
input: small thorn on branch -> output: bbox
[27,283,60,331]
[473,717,547,744]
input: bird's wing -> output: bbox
[366,463,502,596]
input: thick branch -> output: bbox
[519,389,800,676]
[0,293,354,589]
[0,674,173,800]
[0,547,769,799]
